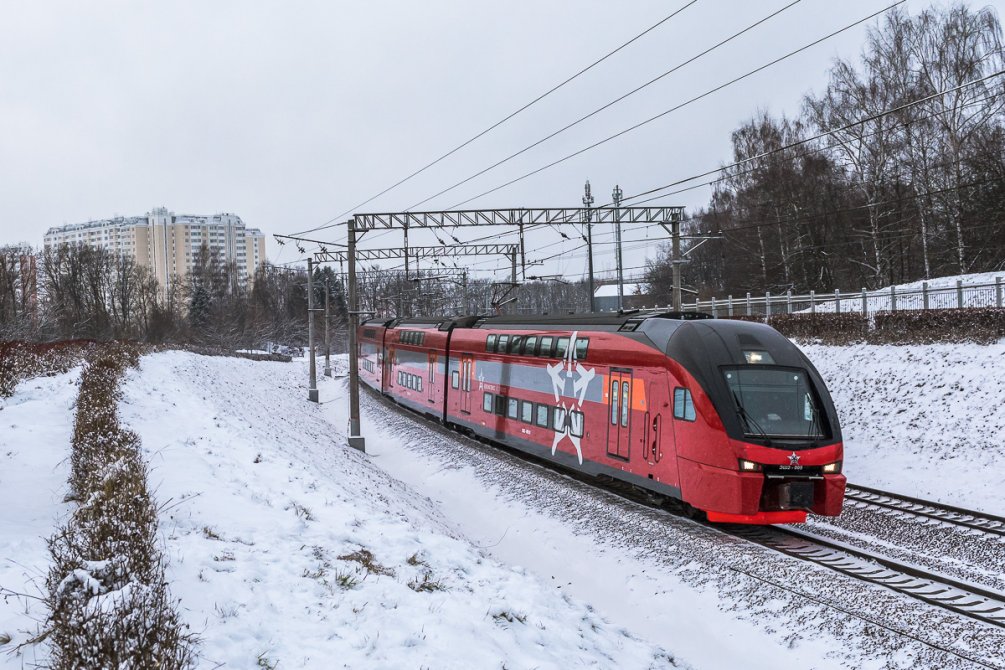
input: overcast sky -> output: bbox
[1,0,999,283]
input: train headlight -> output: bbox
[738,459,762,472]
[822,461,842,474]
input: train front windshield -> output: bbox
[722,367,827,440]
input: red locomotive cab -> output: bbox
[660,319,846,524]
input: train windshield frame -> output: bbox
[721,366,829,440]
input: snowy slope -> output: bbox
[799,341,1005,515]
[807,270,1004,312]
[118,352,676,669]
[0,369,79,668]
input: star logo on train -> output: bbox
[788,452,800,466]
[547,331,596,465]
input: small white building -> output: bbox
[594,283,648,312]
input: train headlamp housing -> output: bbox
[742,350,775,365]
[738,459,762,472]
[822,461,842,474]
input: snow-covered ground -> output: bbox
[0,369,79,668]
[799,340,1005,516]
[4,341,1003,668]
[118,352,676,669]
[804,270,1005,313]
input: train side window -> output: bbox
[621,381,630,427]
[509,336,524,355]
[418,333,425,346]
[539,336,554,357]
[569,410,584,438]
[520,400,533,423]
[535,404,550,428]
[497,335,510,354]
[483,393,494,413]
[555,337,570,359]
[611,380,619,424]
[495,395,507,416]
[487,334,497,352]
[417,376,422,392]
[553,406,567,432]
[575,338,588,360]
[452,370,460,389]
[523,336,538,356]
[507,398,519,419]
[673,388,696,421]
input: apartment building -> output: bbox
[43,207,267,291]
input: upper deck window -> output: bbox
[486,334,497,352]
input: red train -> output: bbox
[358,311,845,524]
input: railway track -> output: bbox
[728,524,1005,630]
[361,386,1005,632]
[844,483,1005,537]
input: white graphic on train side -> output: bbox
[547,331,596,465]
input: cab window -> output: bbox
[673,388,696,421]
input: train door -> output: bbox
[607,369,633,460]
[459,354,474,413]
[385,346,394,391]
[427,353,437,404]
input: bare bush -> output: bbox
[45,345,196,669]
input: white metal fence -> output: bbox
[670,277,1005,318]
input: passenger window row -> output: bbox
[400,330,426,346]
[485,333,588,360]
[482,392,584,438]
[399,371,423,392]
[362,359,375,374]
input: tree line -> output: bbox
[0,241,596,346]
[646,3,1005,303]
[0,242,349,349]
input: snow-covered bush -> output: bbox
[0,340,92,397]
[872,307,1005,345]
[45,345,196,669]
[767,313,869,344]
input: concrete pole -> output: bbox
[613,184,624,312]
[583,180,596,312]
[307,257,318,403]
[346,220,365,452]
[671,217,682,312]
[323,276,331,377]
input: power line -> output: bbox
[406,0,802,210]
[443,1,907,210]
[289,1,699,237]
[623,67,1005,205]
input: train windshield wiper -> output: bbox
[731,391,771,444]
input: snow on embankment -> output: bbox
[800,341,1005,515]
[118,352,675,669]
[0,369,79,667]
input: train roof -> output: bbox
[471,311,713,332]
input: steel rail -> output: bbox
[844,483,1005,537]
[726,524,1005,630]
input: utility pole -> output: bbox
[583,180,596,312]
[612,184,624,312]
[346,221,365,452]
[323,276,331,377]
[307,257,319,402]
[672,217,682,312]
